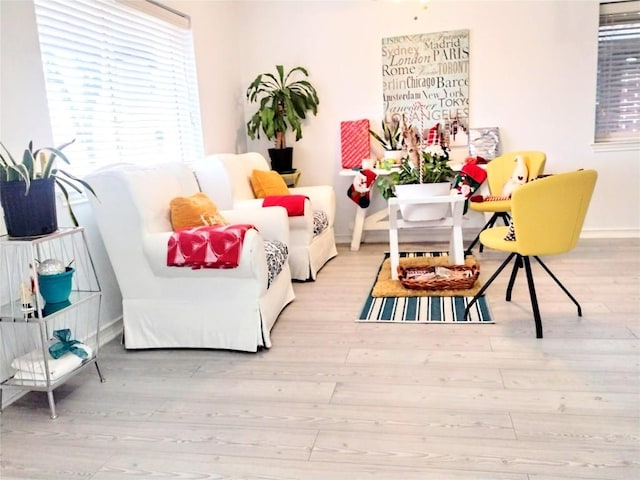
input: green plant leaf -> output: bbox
[374,148,453,199]
[22,148,35,179]
[52,168,97,198]
[370,118,403,150]
[54,180,79,227]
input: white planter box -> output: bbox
[394,182,452,221]
[383,150,404,164]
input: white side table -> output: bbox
[340,163,480,251]
[339,168,393,251]
[388,194,466,280]
[279,170,301,187]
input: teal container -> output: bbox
[38,267,74,304]
[43,300,71,316]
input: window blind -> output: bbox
[33,0,204,177]
[595,1,640,143]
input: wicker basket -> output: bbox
[397,264,480,291]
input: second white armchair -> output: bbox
[193,153,338,281]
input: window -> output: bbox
[595,1,640,144]
[34,0,204,177]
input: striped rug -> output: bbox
[358,252,494,323]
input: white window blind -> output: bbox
[33,0,204,177]
[595,1,640,144]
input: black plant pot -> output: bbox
[0,177,58,238]
[268,147,294,173]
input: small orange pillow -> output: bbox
[169,192,227,231]
[250,169,290,198]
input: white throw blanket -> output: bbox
[11,343,93,381]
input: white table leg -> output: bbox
[449,199,465,265]
[350,205,367,251]
[389,201,400,280]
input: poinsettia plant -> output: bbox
[375,144,454,200]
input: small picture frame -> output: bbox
[468,127,500,160]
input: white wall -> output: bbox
[165,0,244,155]
[0,0,53,153]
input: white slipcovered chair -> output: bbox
[85,162,295,352]
[193,153,338,281]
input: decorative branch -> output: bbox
[402,119,420,170]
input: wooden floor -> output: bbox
[1,238,639,479]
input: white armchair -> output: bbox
[193,153,338,281]
[85,162,295,352]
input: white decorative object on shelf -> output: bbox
[19,281,34,316]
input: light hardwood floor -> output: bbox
[1,238,639,479]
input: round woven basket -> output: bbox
[397,264,479,291]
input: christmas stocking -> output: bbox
[347,169,377,208]
[452,160,487,214]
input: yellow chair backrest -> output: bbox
[511,169,597,256]
[486,151,547,196]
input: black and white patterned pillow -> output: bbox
[503,174,549,241]
[313,211,329,236]
[264,240,288,288]
[504,221,516,241]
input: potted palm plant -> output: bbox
[246,65,320,173]
[0,139,97,238]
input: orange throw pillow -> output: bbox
[169,192,227,231]
[250,169,290,198]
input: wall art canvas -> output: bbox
[381,29,469,147]
[468,127,500,160]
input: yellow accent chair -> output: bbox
[464,169,598,338]
[465,151,547,255]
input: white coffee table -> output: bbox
[388,194,466,280]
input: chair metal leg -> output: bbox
[466,214,497,255]
[522,256,543,339]
[464,252,517,320]
[478,214,499,253]
[533,256,582,316]
[505,253,522,301]
[95,361,107,383]
[47,390,58,419]
[465,212,511,256]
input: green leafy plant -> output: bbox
[246,65,320,149]
[369,114,403,151]
[375,145,454,200]
[0,139,97,226]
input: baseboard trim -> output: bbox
[100,316,124,345]
[336,228,640,246]
[579,229,640,239]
